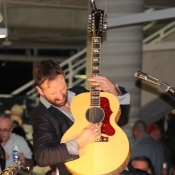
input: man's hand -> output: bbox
[18,152,26,165]
[87,76,122,96]
[76,122,103,149]
[18,152,34,170]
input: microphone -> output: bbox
[134,71,175,98]
[134,71,160,85]
[159,82,175,97]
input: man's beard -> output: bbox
[45,93,68,107]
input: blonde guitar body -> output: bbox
[61,92,130,175]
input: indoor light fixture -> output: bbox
[0,28,7,38]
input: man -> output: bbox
[130,156,154,174]
[30,59,130,175]
[131,120,164,175]
[0,113,33,169]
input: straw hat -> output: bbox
[5,104,24,117]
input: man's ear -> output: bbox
[36,86,44,96]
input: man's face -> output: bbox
[36,74,68,107]
[0,118,12,143]
[150,130,162,142]
[132,160,149,173]
[132,128,138,139]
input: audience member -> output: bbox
[118,159,154,175]
[147,124,172,174]
[5,104,34,147]
[130,156,155,174]
[0,113,33,169]
[5,104,24,127]
[131,120,164,175]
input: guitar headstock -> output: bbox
[87,9,107,37]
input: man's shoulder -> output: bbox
[30,102,47,116]
[133,134,163,152]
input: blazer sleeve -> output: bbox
[30,105,79,167]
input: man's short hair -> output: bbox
[132,120,147,132]
[33,59,64,86]
[0,113,13,125]
[131,156,149,164]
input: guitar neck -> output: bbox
[90,37,101,107]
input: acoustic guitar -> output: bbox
[61,2,130,175]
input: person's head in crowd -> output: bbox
[147,124,162,142]
[130,156,154,174]
[132,120,147,139]
[5,104,24,127]
[0,113,13,145]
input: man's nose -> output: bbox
[57,92,64,99]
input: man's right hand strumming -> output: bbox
[76,122,103,149]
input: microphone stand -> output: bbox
[159,82,175,99]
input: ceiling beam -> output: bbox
[143,41,175,51]
[2,0,87,10]
[108,8,175,28]
[0,55,66,62]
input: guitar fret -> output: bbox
[92,74,100,76]
[93,58,100,61]
[91,96,100,99]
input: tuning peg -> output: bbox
[103,24,107,29]
[87,30,92,34]
[103,14,107,18]
[87,26,92,31]
[88,15,92,20]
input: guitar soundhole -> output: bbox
[85,107,104,124]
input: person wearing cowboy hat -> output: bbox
[5,104,24,127]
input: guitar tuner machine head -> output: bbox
[87,10,107,37]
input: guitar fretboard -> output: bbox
[91,37,101,107]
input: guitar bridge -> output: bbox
[95,136,108,142]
